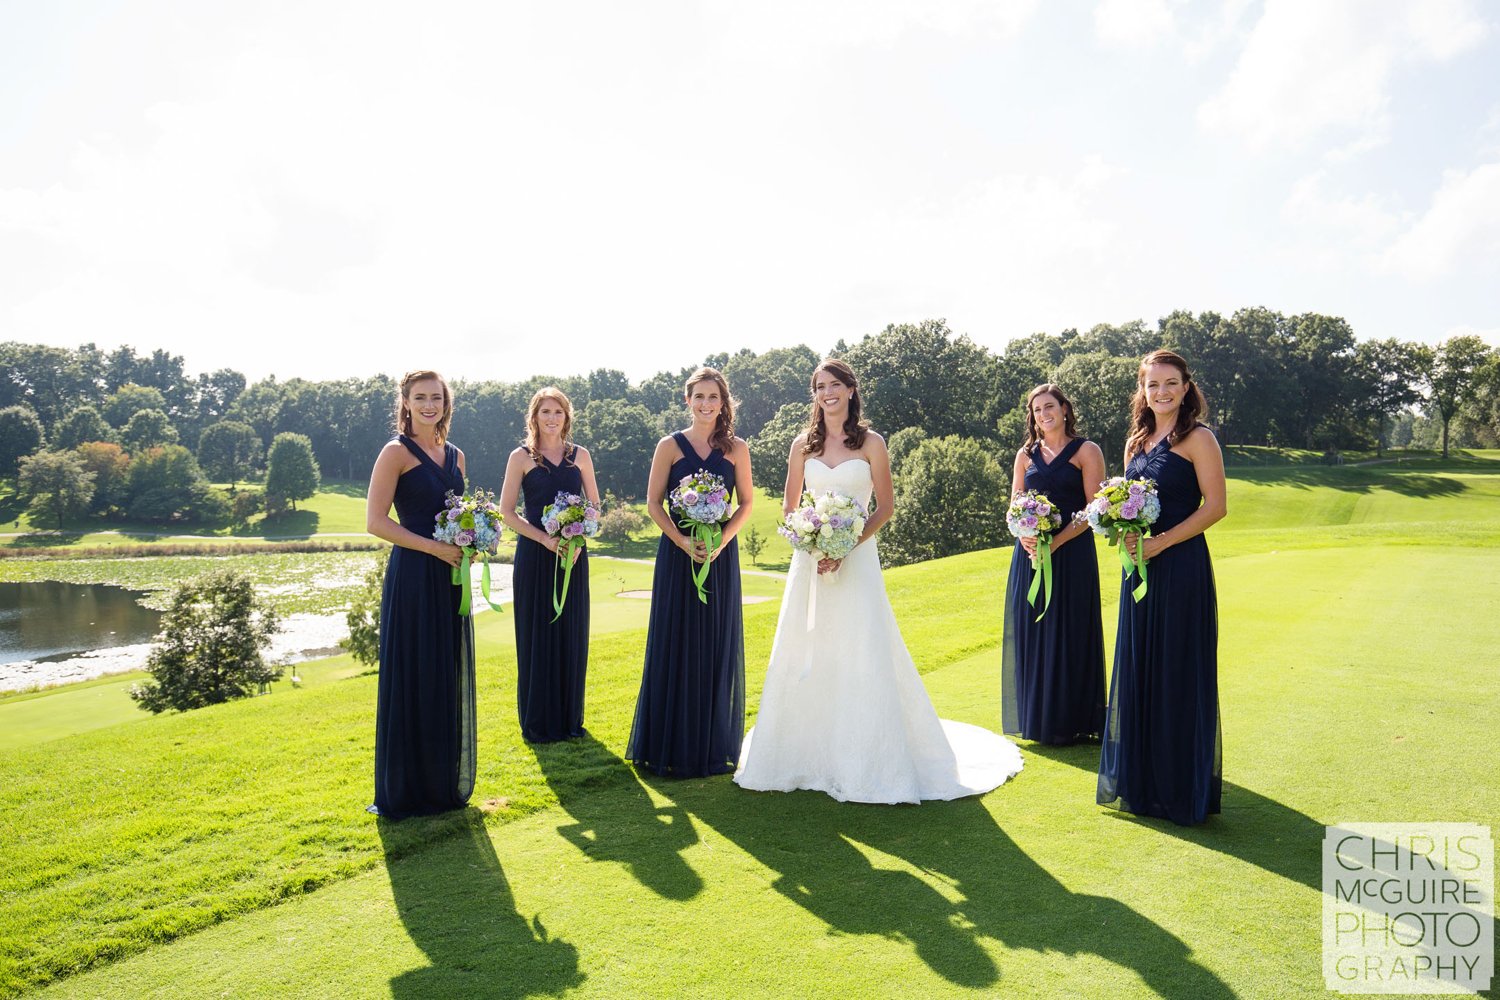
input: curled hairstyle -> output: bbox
[1125,349,1209,457]
[802,358,869,455]
[684,366,737,455]
[524,386,575,466]
[1021,383,1079,452]
[394,370,453,445]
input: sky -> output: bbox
[1,0,1497,382]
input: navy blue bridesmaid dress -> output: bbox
[373,435,476,819]
[1097,434,1221,826]
[626,432,745,777]
[513,445,589,743]
[1001,437,1106,745]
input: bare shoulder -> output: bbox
[1185,425,1221,452]
[863,430,888,454]
[376,439,409,466]
[1077,439,1106,461]
[653,435,680,458]
[571,444,593,463]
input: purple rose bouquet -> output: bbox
[434,488,505,615]
[669,470,732,603]
[1084,476,1160,601]
[540,491,600,621]
[1006,489,1064,620]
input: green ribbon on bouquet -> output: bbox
[1108,525,1150,602]
[1026,534,1055,621]
[550,537,586,622]
[679,520,725,604]
[452,547,505,617]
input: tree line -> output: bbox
[3,313,1497,560]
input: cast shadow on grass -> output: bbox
[244,509,321,538]
[380,809,584,1000]
[319,480,369,498]
[532,734,704,901]
[657,779,1236,998]
[1230,467,1470,499]
[1025,742,1500,969]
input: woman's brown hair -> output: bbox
[394,370,453,445]
[1124,349,1209,457]
[684,366,737,455]
[801,359,870,455]
[524,386,575,466]
[1021,383,1079,452]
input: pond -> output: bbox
[0,580,161,666]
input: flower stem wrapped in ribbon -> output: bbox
[779,489,867,645]
[1006,489,1063,621]
[1084,476,1161,602]
[433,488,506,616]
[541,491,600,622]
[668,470,732,603]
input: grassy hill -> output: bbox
[3,456,1499,997]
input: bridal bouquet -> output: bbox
[541,491,600,621]
[1084,476,1160,602]
[780,490,867,562]
[669,470,732,603]
[1006,489,1063,621]
[434,488,506,615]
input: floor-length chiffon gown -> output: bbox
[1001,437,1106,744]
[1097,435,1221,826]
[626,432,745,777]
[373,435,476,819]
[512,446,589,742]
[735,456,1023,803]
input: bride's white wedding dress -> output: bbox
[734,457,1023,803]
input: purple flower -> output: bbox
[455,530,475,547]
[683,491,700,506]
[585,507,599,520]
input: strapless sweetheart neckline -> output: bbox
[805,457,871,472]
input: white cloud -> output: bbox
[1381,162,1500,280]
[1276,169,1403,270]
[1198,0,1489,153]
[1093,0,1176,50]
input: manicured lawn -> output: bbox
[0,558,783,755]
[4,456,1499,997]
[0,482,372,545]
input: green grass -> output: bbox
[5,458,1500,997]
[0,557,783,752]
[0,482,369,549]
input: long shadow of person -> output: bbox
[1024,742,1498,980]
[532,734,703,901]
[657,780,1236,998]
[1023,742,1341,893]
[380,810,584,999]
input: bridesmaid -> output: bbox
[364,370,476,819]
[626,367,754,777]
[500,387,600,742]
[1001,384,1107,745]
[1097,350,1227,826]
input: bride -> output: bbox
[734,359,1023,803]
